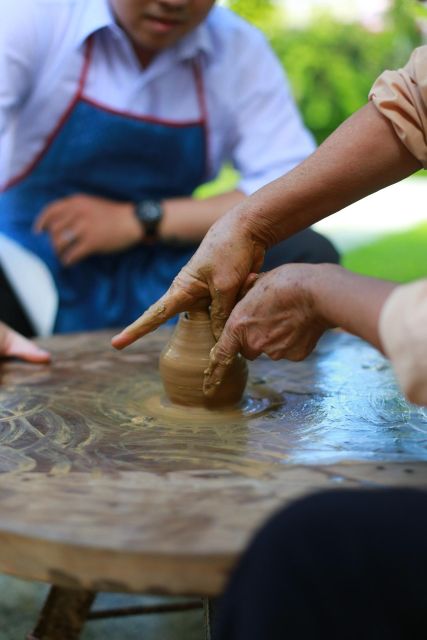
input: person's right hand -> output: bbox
[204,264,332,395]
[0,322,51,363]
[111,211,266,349]
[34,194,142,266]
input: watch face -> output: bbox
[143,201,162,221]
[136,200,163,238]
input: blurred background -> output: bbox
[2,2,427,639]
[197,0,427,283]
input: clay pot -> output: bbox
[159,309,248,408]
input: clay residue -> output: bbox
[159,310,247,409]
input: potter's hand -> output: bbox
[111,212,266,349]
[0,322,51,364]
[204,264,332,395]
[35,194,143,266]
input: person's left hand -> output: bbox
[35,194,143,265]
[0,322,51,363]
[204,263,333,395]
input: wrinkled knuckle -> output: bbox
[212,308,229,322]
[242,347,261,361]
[287,348,308,362]
[249,330,270,353]
[227,315,242,336]
[210,348,231,368]
[269,350,284,361]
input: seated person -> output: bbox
[213,485,427,640]
[0,0,338,336]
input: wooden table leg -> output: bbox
[203,598,216,640]
[27,586,96,640]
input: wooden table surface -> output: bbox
[0,329,426,597]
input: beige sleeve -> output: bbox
[379,279,427,406]
[369,46,427,167]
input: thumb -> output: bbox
[203,322,241,397]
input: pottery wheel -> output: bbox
[0,329,426,596]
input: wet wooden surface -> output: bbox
[0,329,426,596]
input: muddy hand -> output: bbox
[111,265,211,349]
[203,265,333,395]
[112,211,266,349]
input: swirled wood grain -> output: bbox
[0,330,426,595]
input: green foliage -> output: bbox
[194,164,238,198]
[224,0,423,144]
[343,223,427,282]
[272,9,421,142]
[197,0,425,197]
[225,0,277,34]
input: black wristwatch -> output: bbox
[134,200,163,240]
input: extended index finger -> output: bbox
[111,288,198,349]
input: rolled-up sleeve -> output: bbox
[369,46,427,167]
[379,279,427,406]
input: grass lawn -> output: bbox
[343,222,427,282]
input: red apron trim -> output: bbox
[2,37,209,190]
[2,37,95,192]
[80,96,203,127]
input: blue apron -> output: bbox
[0,36,207,332]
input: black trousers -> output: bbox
[213,489,427,640]
[262,227,339,271]
[0,264,34,336]
[0,228,339,336]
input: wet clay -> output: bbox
[143,390,282,424]
[1,330,427,478]
[159,309,248,408]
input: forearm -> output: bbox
[159,190,246,243]
[312,264,397,352]
[39,189,247,262]
[233,103,421,248]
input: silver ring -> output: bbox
[61,229,76,244]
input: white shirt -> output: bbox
[0,0,315,195]
[0,0,315,334]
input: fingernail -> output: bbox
[203,374,221,397]
[111,333,125,349]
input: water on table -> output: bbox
[0,331,426,477]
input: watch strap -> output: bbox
[134,200,163,239]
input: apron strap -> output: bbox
[192,59,210,180]
[77,35,95,100]
[3,36,95,191]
